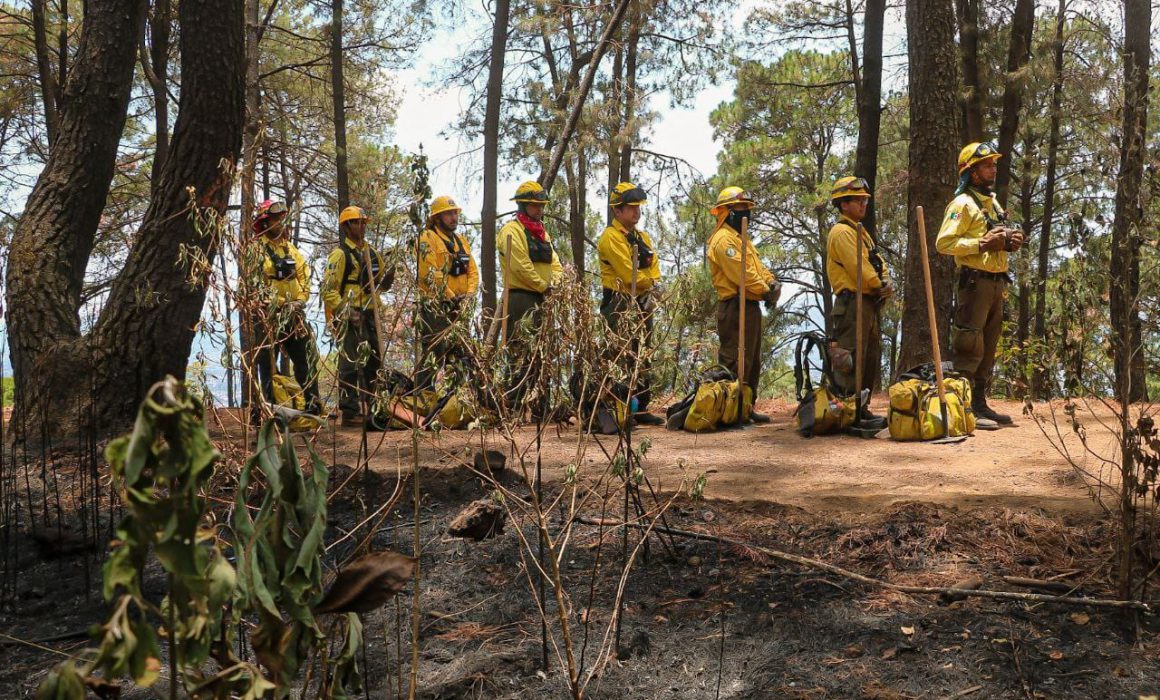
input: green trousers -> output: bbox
[830,292,881,396]
[716,297,763,394]
[599,289,655,410]
[950,270,1007,382]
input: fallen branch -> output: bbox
[573,517,1153,612]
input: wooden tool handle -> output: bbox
[916,207,951,418]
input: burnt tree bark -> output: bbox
[7,0,244,444]
[849,0,885,235]
[480,0,512,313]
[955,0,984,142]
[5,0,148,438]
[330,0,350,209]
[1110,0,1150,409]
[899,0,959,371]
[993,0,1035,208]
[1033,0,1067,399]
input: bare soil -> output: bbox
[3,396,1157,699]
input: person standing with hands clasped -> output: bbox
[936,142,1024,425]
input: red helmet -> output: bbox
[252,200,288,234]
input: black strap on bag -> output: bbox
[793,332,842,438]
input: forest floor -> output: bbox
[2,396,1158,698]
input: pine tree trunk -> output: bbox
[955,0,983,142]
[331,0,350,209]
[9,0,244,444]
[31,0,60,145]
[5,0,148,440]
[899,0,959,372]
[146,0,172,192]
[480,0,511,313]
[852,0,885,235]
[1112,0,1150,600]
[994,0,1035,208]
[1033,0,1066,399]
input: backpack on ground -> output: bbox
[665,365,752,433]
[793,333,856,438]
[570,371,632,435]
[271,374,323,432]
[886,363,976,441]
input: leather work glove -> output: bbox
[1005,228,1025,252]
[979,227,1008,253]
[762,281,782,308]
[878,280,894,301]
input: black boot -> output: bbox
[972,380,1012,425]
[856,403,887,430]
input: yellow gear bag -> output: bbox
[271,374,319,432]
[667,367,752,433]
[793,333,854,437]
[887,368,976,441]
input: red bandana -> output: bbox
[517,213,547,241]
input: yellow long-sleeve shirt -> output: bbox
[706,223,775,301]
[936,189,1009,273]
[498,219,564,294]
[416,226,479,300]
[258,238,310,305]
[597,219,661,295]
[826,216,889,295]
[322,236,391,317]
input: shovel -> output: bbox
[848,222,884,439]
[916,206,967,445]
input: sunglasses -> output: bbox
[615,187,648,205]
[832,177,870,194]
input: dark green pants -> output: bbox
[600,289,655,410]
[415,301,467,391]
[337,308,381,415]
[950,270,1006,382]
[830,292,881,396]
[502,289,544,410]
[255,316,321,406]
[716,297,763,394]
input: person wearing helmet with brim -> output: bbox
[706,186,781,424]
[597,182,665,426]
[825,177,891,425]
[322,205,396,424]
[936,142,1024,425]
[498,180,565,416]
[250,200,324,421]
[414,195,478,391]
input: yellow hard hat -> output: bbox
[338,206,368,225]
[830,176,872,201]
[512,180,550,204]
[709,186,755,216]
[957,142,1001,174]
[609,182,647,207]
[428,195,462,219]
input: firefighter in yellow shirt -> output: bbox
[414,195,478,391]
[825,177,891,425]
[250,200,323,421]
[936,142,1024,425]
[597,182,664,426]
[498,180,564,415]
[321,206,395,423]
[706,186,781,424]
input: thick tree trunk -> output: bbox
[993,0,1034,208]
[1033,0,1066,399]
[31,0,60,145]
[1110,0,1150,408]
[331,0,350,209]
[1111,0,1150,600]
[9,0,244,444]
[480,0,511,313]
[899,0,959,371]
[955,0,984,142]
[852,0,885,236]
[5,0,147,438]
[238,0,263,410]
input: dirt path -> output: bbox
[213,396,1104,515]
